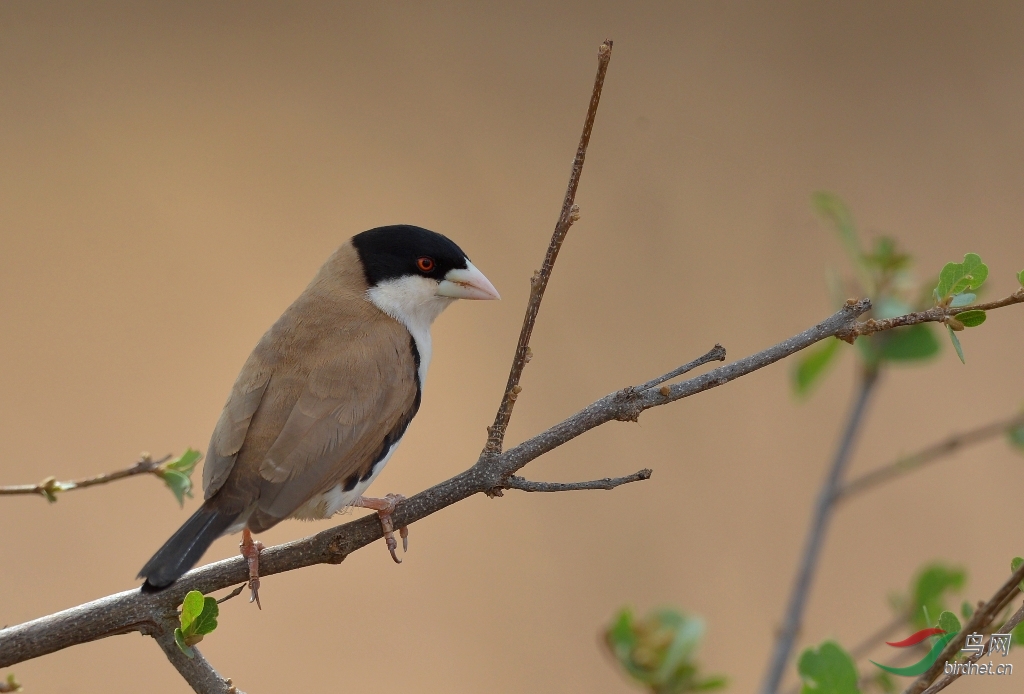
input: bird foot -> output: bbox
[353,493,408,563]
[239,527,265,609]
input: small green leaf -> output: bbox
[192,597,219,636]
[1012,557,1024,591]
[949,293,976,308]
[180,590,206,633]
[165,448,202,475]
[1018,269,1024,287]
[936,253,988,301]
[938,610,961,634]
[174,627,194,659]
[910,563,966,629]
[1009,420,1024,452]
[160,469,193,507]
[877,325,940,362]
[793,339,842,396]
[798,641,860,694]
[956,310,986,328]
[947,325,965,364]
[961,601,974,619]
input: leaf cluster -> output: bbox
[173,590,219,659]
[605,608,726,693]
[158,448,202,507]
[794,194,940,396]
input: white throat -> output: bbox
[365,276,455,386]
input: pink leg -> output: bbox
[239,527,265,609]
[353,493,408,563]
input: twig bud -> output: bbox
[659,385,671,396]
[524,346,533,363]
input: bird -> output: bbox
[138,224,499,602]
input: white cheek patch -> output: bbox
[365,275,455,387]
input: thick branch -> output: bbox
[0,454,171,500]
[835,288,1024,341]
[503,468,651,492]
[0,300,871,669]
[837,413,1024,502]
[904,562,1024,694]
[485,39,613,454]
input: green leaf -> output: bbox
[160,469,193,507]
[165,448,202,475]
[956,310,986,328]
[1009,420,1024,452]
[793,339,842,396]
[798,641,860,694]
[876,325,940,362]
[910,563,966,629]
[1018,269,1024,287]
[158,448,202,507]
[174,627,195,659]
[192,597,219,636]
[946,326,965,364]
[938,610,961,634]
[180,590,206,633]
[1012,557,1024,591]
[936,253,988,301]
[960,600,973,619]
[949,293,976,308]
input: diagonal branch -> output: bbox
[485,39,613,455]
[759,366,880,694]
[836,413,1024,502]
[0,454,172,501]
[835,288,1024,341]
[0,300,871,670]
[502,468,651,493]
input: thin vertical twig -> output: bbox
[759,367,881,694]
[483,39,613,456]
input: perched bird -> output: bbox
[139,225,499,600]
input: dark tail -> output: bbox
[138,503,240,592]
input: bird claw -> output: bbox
[354,493,408,563]
[239,528,264,609]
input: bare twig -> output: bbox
[919,599,1024,694]
[0,454,171,500]
[837,413,1024,502]
[760,367,881,694]
[0,299,872,670]
[904,562,1024,694]
[503,468,651,493]
[835,288,1024,342]
[635,345,727,391]
[215,585,247,605]
[484,39,613,455]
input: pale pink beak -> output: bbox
[436,261,500,300]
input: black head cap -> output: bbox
[351,225,470,287]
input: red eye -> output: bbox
[417,257,435,273]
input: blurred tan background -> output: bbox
[2,2,1024,692]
